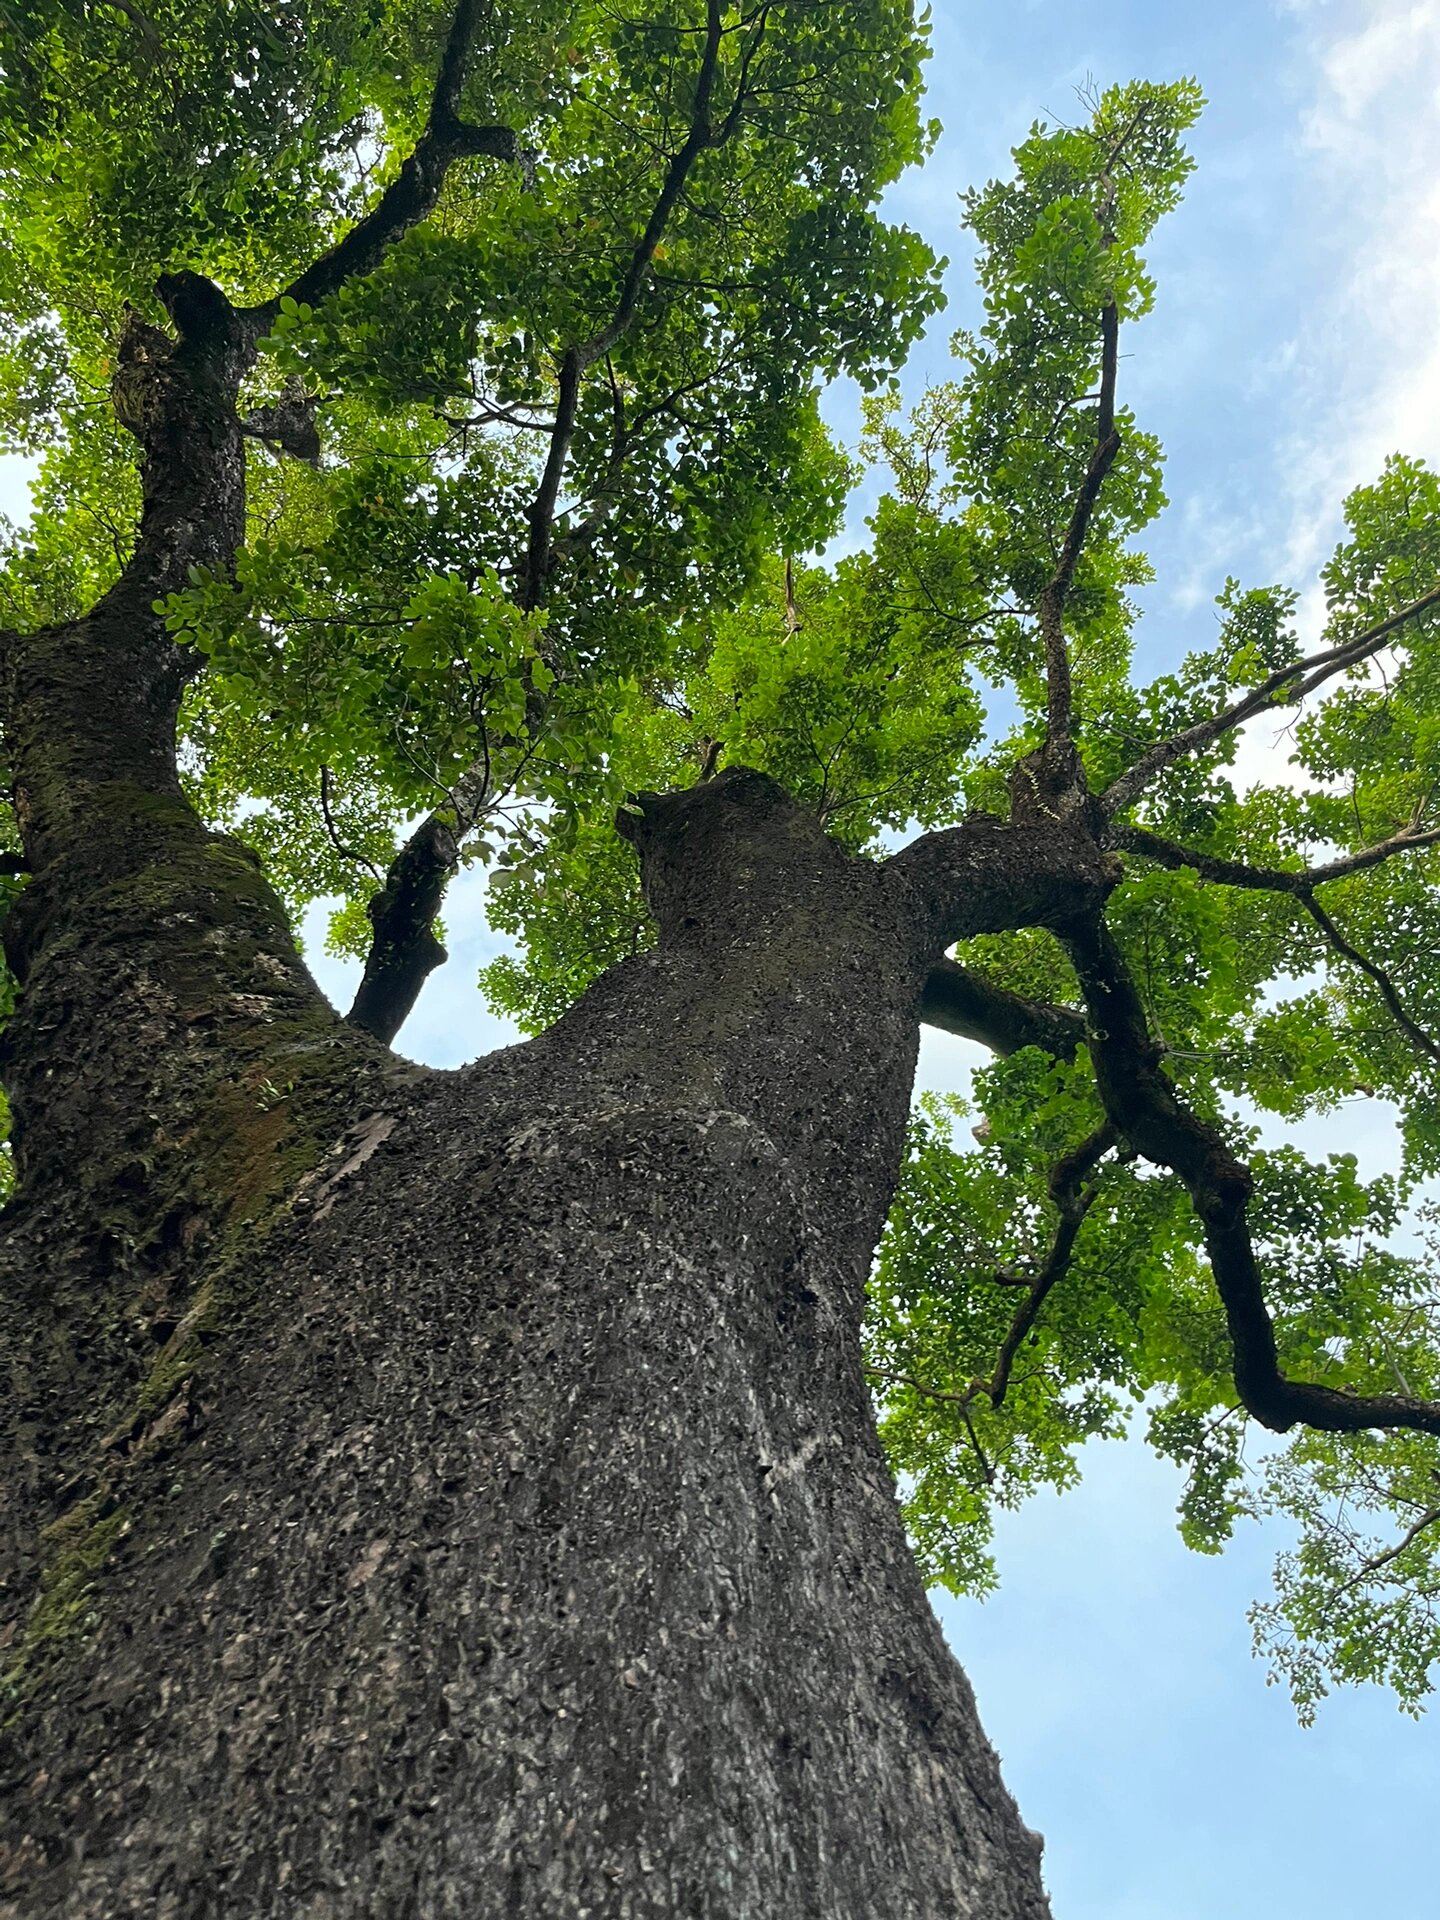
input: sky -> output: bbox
[3,0,1439,1909]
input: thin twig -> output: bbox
[1319,1505,1440,1615]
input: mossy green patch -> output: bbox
[1,1493,129,1718]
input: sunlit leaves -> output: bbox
[869,1086,1197,1592]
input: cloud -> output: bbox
[1214,3,1440,793]
[1278,0,1440,590]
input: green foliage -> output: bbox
[845,80,1440,1719]
[1,0,946,955]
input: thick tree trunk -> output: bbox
[0,770,1051,1918]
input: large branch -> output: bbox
[1039,296,1121,745]
[1111,822,1440,1061]
[248,0,524,325]
[346,762,492,1045]
[96,274,253,638]
[1063,912,1440,1438]
[1111,819,1440,894]
[519,347,583,612]
[887,812,1117,953]
[345,820,457,1047]
[1102,580,1440,817]
[919,958,1086,1059]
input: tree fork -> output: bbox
[0,0,533,1505]
[1,771,1056,1919]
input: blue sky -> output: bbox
[3,0,1439,1908]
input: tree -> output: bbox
[0,3,1437,1912]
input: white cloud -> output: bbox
[1216,3,1440,792]
[1278,0,1440,587]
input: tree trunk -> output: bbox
[0,770,1050,1918]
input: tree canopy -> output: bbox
[3,2,1440,1729]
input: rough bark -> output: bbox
[1,770,1053,1918]
[0,263,398,1555]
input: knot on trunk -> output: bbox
[1008,739,1094,831]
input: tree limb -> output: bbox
[887,812,1117,952]
[1063,912,1440,1438]
[582,0,730,368]
[1040,297,1121,744]
[1111,820,1440,894]
[976,1122,1115,1411]
[519,0,737,606]
[1319,1503,1440,1614]
[520,347,583,611]
[919,958,1086,1060]
[346,761,493,1046]
[248,0,526,325]
[1110,823,1440,1061]
[319,766,382,881]
[867,1123,1115,1441]
[1300,893,1440,1066]
[348,0,766,1041]
[552,358,632,567]
[1102,581,1440,817]
[94,0,164,58]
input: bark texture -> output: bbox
[1,770,1054,1918]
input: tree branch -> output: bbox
[976,1122,1115,1411]
[1300,892,1440,1066]
[1319,1503,1440,1615]
[319,766,382,881]
[581,0,730,368]
[887,813,1116,954]
[552,358,635,565]
[867,1123,1115,1444]
[1039,299,1121,744]
[94,0,163,57]
[345,761,492,1046]
[1111,820,1440,894]
[1110,823,1440,1061]
[919,958,1086,1060]
[248,0,525,325]
[345,820,457,1047]
[519,0,738,607]
[520,347,583,611]
[1102,581,1440,817]
[347,0,765,1040]
[1063,912,1440,1438]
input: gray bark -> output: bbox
[0,770,1052,1918]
